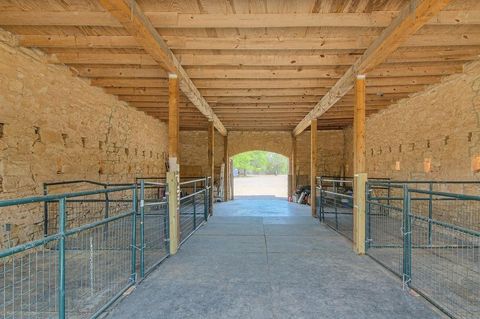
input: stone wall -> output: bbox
[344,60,480,184]
[296,130,345,186]
[180,130,346,192]
[0,29,168,246]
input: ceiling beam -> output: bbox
[48,48,480,66]
[293,0,453,136]
[72,63,463,79]
[98,0,226,135]
[18,33,480,50]
[1,11,479,27]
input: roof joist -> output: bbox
[1,11,479,28]
[293,0,453,136]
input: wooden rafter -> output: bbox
[98,0,226,135]
[1,11,479,28]
[293,0,453,136]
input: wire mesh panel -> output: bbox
[179,178,208,244]
[408,189,479,319]
[65,213,133,318]
[0,236,59,318]
[366,181,480,319]
[0,185,137,319]
[318,177,354,241]
[366,182,405,276]
[140,182,169,277]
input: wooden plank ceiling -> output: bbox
[0,0,479,131]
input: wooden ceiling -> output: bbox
[0,0,479,132]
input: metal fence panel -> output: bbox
[365,180,480,319]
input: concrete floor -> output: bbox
[104,198,441,319]
[234,175,288,198]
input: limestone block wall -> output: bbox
[296,130,345,186]
[343,60,480,185]
[180,130,346,191]
[179,130,224,177]
[0,29,168,246]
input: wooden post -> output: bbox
[229,158,234,200]
[167,73,180,254]
[167,171,179,254]
[223,134,228,202]
[208,121,214,215]
[310,119,318,217]
[353,75,367,255]
[290,136,297,200]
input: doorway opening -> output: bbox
[232,151,288,199]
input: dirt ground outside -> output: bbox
[233,175,288,199]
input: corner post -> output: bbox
[310,119,318,217]
[168,73,180,255]
[353,74,367,254]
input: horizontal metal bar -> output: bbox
[322,190,353,199]
[0,233,60,258]
[368,180,480,184]
[180,178,206,186]
[181,189,206,200]
[409,213,480,237]
[0,185,134,207]
[408,188,480,200]
[143,181,166,186]
[144,201,167,207]
[65,210,134,236]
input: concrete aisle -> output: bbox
[105,198,441,319]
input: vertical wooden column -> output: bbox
[290,136,297,200]
[208,121,215,215]
[353,74,367,255]
[167,73,180,255]
[223,134,229,202]
[310,119,318,217]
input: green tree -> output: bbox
[233,151,288,175]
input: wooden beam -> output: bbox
[293,0,453,136]
[208,121,215,215]
[168,74,180,164]
[224,134,229,202]
[49,48,479,67]
[98,0,226,135]
[167,75,180,256]
[73,63,464,80]
[2,11,479,27]
[353,75,367,255]
[19,33,480,50]
[310,119,318,218]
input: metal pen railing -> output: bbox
[179,178,209,244]
[0,185,137,319]
[0,176,212,318]
[366,180,480,319]
[317,177,354,241]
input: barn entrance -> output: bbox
[231,151,288,199]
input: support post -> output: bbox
[353,75,367,254]
[168,73,180,255]
[290,136,297,201]
[310,119,317,217]
[208,121,215,215]
[223,134,229,202]
[167,171,180,254]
